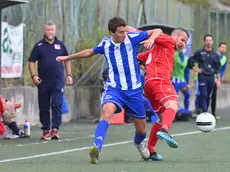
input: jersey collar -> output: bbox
[42,36,58,44]
[110,37,121,48]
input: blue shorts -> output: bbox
[101,85,146,119]
[172,81,187,93]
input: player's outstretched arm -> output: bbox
[146,29,163,39]
[127,26,139,32]
[126,25,162,38]
[141,29,163,49]
[56,49,95,62]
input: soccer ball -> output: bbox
[196,112,216,132]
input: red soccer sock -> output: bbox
[161,108,176,132]
[148,122,161,153]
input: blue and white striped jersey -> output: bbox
[93,31,148,90]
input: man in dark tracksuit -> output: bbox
[188,34,221,114]
[28,21,72,140]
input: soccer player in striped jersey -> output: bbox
[56,17,162,164]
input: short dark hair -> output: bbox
[203,34,213,41]
[171,27,189,38]
[108,17,127,33]
[219,42,227,47]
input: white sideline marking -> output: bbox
[15,135,94,147]
[0,126,229,163]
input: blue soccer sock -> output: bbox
[94,120,110,151]
[183,89,190,110]
[134,131,146,144]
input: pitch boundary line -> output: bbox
[0,126,229,163]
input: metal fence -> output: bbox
[2,0,230,87]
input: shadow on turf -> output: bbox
[89,158,164,165]
[94,159,213,165]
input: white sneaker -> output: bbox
[4,133,19,140]
[133,141,150,160]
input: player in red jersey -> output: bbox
[138,28,189,161]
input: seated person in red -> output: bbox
[0,97,24,139]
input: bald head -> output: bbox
[171,28,189,50]
[171,28,189,37]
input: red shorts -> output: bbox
[144,78,178,114]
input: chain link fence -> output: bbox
[2,0,230,87]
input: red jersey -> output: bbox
[138,33,175,82]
